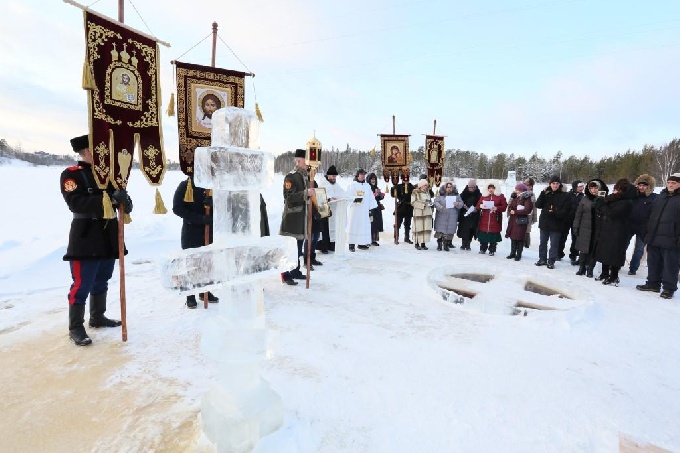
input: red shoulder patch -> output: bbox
[63,178,78,192]
[284,180,292,190]
[66,165,82,171]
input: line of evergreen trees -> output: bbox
[3,137,678,184]
[275,139,680,184]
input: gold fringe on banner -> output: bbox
[183,177,194,203]
[255,102,263,122]
[102,192,116,219]
[153,188,168,214]
[124,213,132,224]
[82,58,95,90]
[167,92,175,117]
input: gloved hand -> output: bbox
[123,196,133,214]
[111,189,128,204]
[202,214,213,224]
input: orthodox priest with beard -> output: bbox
[346,168,377,251]
[318,165,345,253]
[279,148,313,285]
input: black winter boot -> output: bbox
[404,228,413,244]
[437,238,443,251]
[89,292,122,328]
[506,241,517,259]
[69,304,92,346]
[420,243,428,250]
[199,292,220,303]
[514,241,524,261]
[186,295,198,308]
[586,266,593,278]
[575,261,586,276]
[443,240,450,251]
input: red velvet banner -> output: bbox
[425,135,445,187]
[174,61,246,176]
[380,134,411,184]
[83,11,166,189]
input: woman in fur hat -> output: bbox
[411,179,433,250]
[592,179,637,285]
[505,182,533,261]
[433,181,463,251]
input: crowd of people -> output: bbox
[275,158,680,301]
[60,135,680,346]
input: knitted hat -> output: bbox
[326,165,339,176]
[70,134,89,153]
[515,182,528,192]
[417,179,429,188]
[549,175,561,184]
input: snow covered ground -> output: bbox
[0,164,678,452]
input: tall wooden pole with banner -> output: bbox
[424,119,445,190]
[379,115,411,245]
[305,137,322,289]
[64,0,170,341]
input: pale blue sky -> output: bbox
[1,0,679,160]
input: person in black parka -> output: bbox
[457,179,482,250]
[572,179,608,277]
[534,175,572,268]
[173,176,218,307]
[592,179,636,285]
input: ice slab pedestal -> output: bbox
[161,107,292,452]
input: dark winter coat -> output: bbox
[566,189,584,232]
[628,174,658,236]
[61,161,128,260]
[457,185,482,237]
[367,173,385,233]
[572,180,608,254]
[594,184,636,267]
[433,185,462,236]
[279,167,309,240]
[643,187,680,249]
[535,184,572,232]
[391,182,415,216]
[172,178,213,250]
[476,193,508,234]
[260,194,270,237]
[505,191,534,241]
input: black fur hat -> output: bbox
[326,165,339,176]
[294,148,306,158]
[70,134,89,153]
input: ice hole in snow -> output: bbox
[524,281,572,299]
[449,273,494,283]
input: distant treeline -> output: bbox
[275,140,680,184]
[3,137,678,184]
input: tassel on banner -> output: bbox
[255,102,263,122]
[166,92,175,117]
[153,188,168,214]
[82,58,95,90]
[102,192,116,219]
[124,213,132,224]
[183,177,194,203]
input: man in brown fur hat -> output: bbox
[626,174,657,275]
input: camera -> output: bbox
[597,191,607,197]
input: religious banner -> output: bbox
[174,61,246,175]
[425,134,445,187]
[380,134,410,185]
[83,11,166,189]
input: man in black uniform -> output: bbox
[391,171,415,244]
[172,175,218,308]
[279,149,314,285]
[60,134,132,346]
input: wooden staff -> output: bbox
[118,198,127,341]
[394,188,400,245]
[305,166,317,289]
[202,22,219,309]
